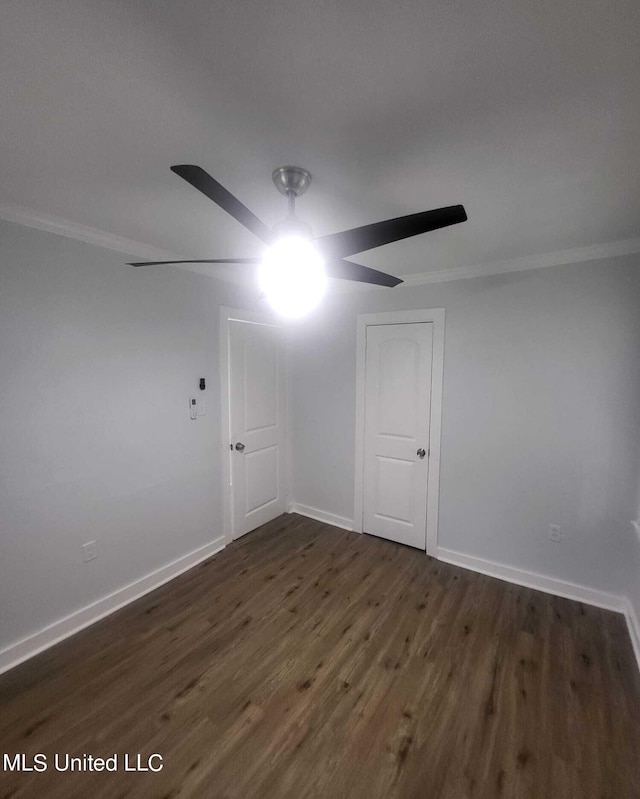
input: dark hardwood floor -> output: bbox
[1,513,639,798]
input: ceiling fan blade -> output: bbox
[316,205,467,259]
[326,259,403,287]
[171,165,275,246]
[129,258,261,267]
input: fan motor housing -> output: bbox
[272,215,313,240]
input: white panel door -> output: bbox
[363,323,433,549]
[229,320,286,539]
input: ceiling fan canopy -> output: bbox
[271,165,312,199]
[270,166,314,241]
[130,164,468,297]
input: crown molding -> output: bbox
[2,201,638,289]
[0,202,181,262]
[397,237,640,288]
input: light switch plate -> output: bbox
[82,540,98,562]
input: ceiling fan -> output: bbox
[130,165,467,315]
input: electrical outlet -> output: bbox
[82,540,98,562]
[548,524,562,542]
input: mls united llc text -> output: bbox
[3,753,163,772]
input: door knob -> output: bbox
[235,442,245,452]
[417,448,426,459]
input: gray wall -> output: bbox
[630,479,640,620]
[0,220,251,652]
[291,256,640,600]
[630,541,640,625]
[2,218,639,657]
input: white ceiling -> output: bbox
[1,0,639,282]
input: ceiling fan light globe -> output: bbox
[259,236,326,318]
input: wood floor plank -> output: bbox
[1,514,639,799]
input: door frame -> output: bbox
[219,306,292,545]
[354,308,445,556]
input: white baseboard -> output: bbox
[288,503,353,531]
[623,597,640,675]
[0,536,226,676]
[437,547,625,612]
